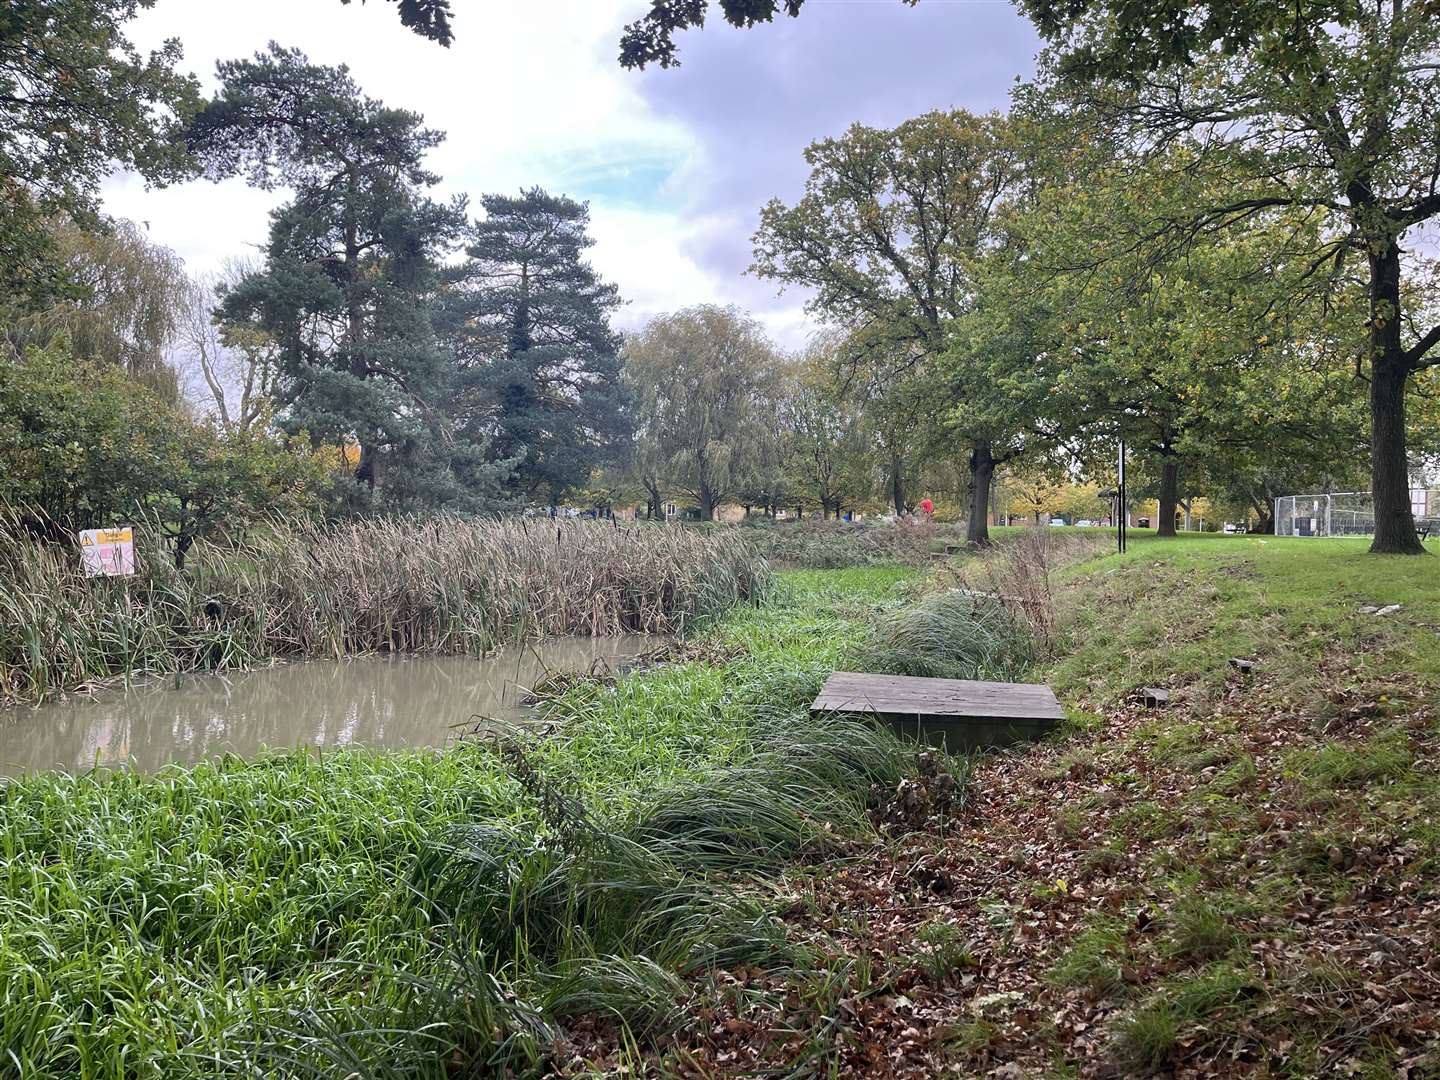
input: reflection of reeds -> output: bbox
[0,513,770,705]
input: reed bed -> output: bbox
[0,514,769,705]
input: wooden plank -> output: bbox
[812,671,1065,723]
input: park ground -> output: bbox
[2,528,1438,1077]
[566,530,1440,1078]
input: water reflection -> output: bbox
[0,636,665,777]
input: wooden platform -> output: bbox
[811,671,1065,750]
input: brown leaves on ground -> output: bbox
[557,661,1440,1078]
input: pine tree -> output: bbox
[449,188,631,503]
[188,45,506,510]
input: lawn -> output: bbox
[565,531,1440,1077]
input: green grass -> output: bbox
[1047,530,1440,706]
[0,567,931,1078]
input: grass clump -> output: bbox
[1289,734,1415,789]
[914,919,977,985]
[857,589,1035,683]
[1046,915,1131,994]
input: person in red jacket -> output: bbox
[919,497,934,517]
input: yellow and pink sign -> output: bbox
[79,527,135,577]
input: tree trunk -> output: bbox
[1248,490,1274,534]
[966,440,995,546]
[890,455,905,516]
[699,485,715,521]
[1157,458,1180,537]
[1365,238,1423,552]
[174,530,193,571]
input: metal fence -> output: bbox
[1274,489,1440,537]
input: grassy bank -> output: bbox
[594,532,1440,1077]
[0,516,768,705]
[0,566,966,1078]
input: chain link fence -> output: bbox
[1274,489,1440,537]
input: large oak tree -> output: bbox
[752,109,1022,543]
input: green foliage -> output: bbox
[752,109,1026,542]
[780,340,874,516]
[449,187,631,502]
[337,0,455,45]
[618,0,917,69]
[858,589,1036,682]
[0,0,199,307]
[0,567,928,1077]
[0,340,326,558]
[622,306,783,519]
[1017,0,1440,550]
[4,217,188,397]
[191,44,485,512]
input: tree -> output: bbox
[0,339,327,561]
[175,260,279,434]
[6,217,187,398]
[154,421,328,569]
[981,131,1387,540]
[781,344,873,518]
[0,0,198,307]
[622,306,781,520]
[752,110,1022,543]
[1012,1,1440,553]
[337,0,454,45]
[1000,463,1066,524]
[618,0,915,69]
[449,188,631,503]
[188,45,479,509]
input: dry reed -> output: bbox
[0,514,769,704]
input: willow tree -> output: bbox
[622,306,781,521]
[752,109,1022,543]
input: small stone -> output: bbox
[1141,687,1170,708]
[1229,657,1260,674]
[1375,603,1402,616]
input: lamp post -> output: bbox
[1117,442,1127,554]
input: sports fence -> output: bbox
[1274,489,1440,538]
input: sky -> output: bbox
[102,0,1040,349]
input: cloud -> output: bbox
[102,0,1039,349]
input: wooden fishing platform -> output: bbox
[811,671,1065,750]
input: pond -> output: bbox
[0,636,666,777]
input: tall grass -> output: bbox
[0,567,937,1079]
[857,588,1037,682]
[0,514,769,704]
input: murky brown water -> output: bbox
[0,636,666,777]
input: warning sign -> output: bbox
[79,527,135,577]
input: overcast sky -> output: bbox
[102,0,1040,349]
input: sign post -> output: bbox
[79,527,135,577]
